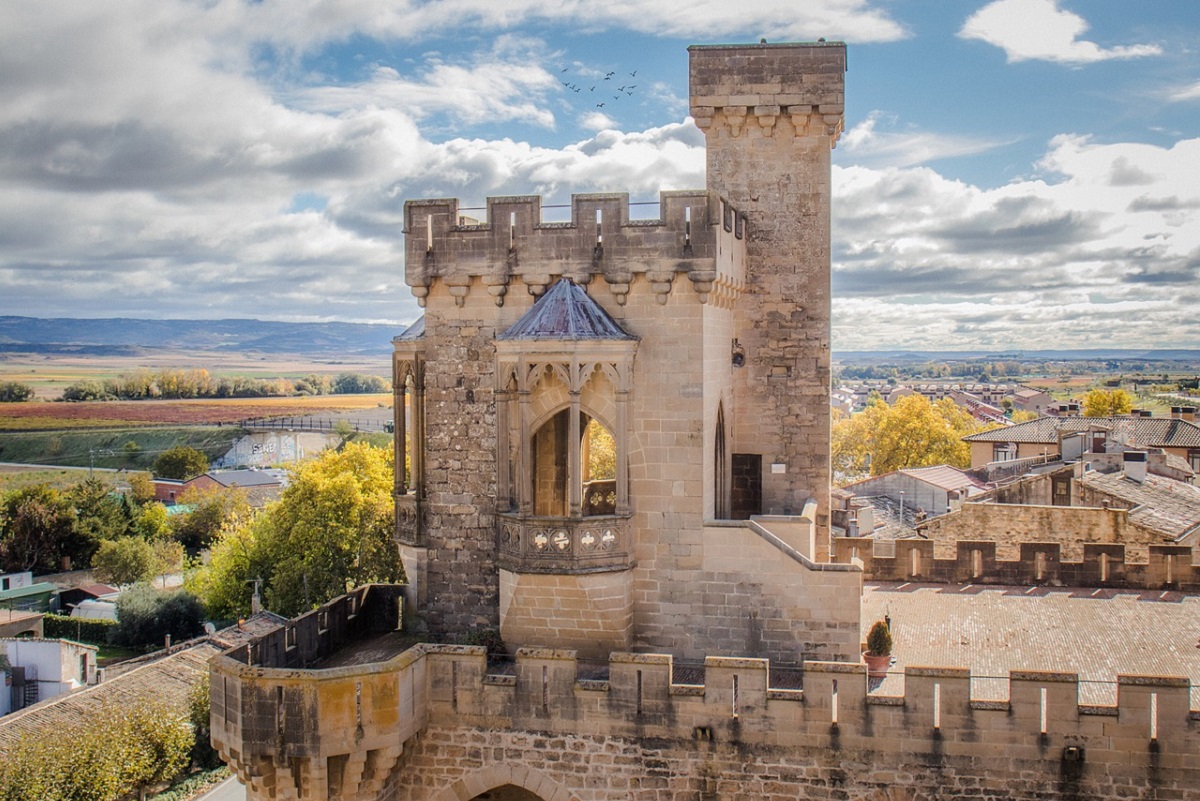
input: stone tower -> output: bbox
[211,45,1200,801]
[391,42,856,666]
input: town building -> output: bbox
[963,412,1200,470]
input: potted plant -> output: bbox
[863,619,892,678]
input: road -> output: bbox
[194,776,246,801]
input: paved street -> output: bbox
[862,582,1200,706]
[195,776,246,801]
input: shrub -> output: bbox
[112,585,205,648]
[0,382,35,403]
[866,620,893,657]
[0,696,192,801]
[43,613,117,644]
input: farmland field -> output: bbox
[0,394,392,431]
[0,350,390,399]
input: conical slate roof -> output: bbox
[395,315,425,341]
[498,279,635,341]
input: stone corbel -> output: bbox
[754,104,780,137]
[647,269,674,305]
[522,273,552,297]
[604,268,633,306]
[444,275,471,308]
[723,107,747,137]
[691,106,715,131]
[486,283,508,307]
[409,279,431,308]
[687,268,717,305]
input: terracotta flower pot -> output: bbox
[863,652,891,678]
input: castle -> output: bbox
[210,43,1200,801]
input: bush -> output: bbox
[0,382,35,403]
[112,585,205,648]
[0,696,192,801]
[866,620,893,657]
[43,613,117,644]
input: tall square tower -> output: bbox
[393,43,856,665]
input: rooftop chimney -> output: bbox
[1182,407,1197,422]
[1123,450,1148,484]
[1172,406,1183,419]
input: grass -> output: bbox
[147,766,231,801]
[0,467,135,493]
[0,427,244,471]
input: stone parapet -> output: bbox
[834,537,1200,590]
[212,628,1200,801]
[403,191,746,308]
[689,42,846,145]
[496,512,634,574]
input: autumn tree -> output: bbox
[1082,388,1133,417]
[188,442,402,618]
[152,446,209,480]
[169,485,251,552]
[0,696,192,801]
[832,394,994,484]
[91,536,155,586]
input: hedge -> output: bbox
[43,613,117,644]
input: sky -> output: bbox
[2,0,1199,351]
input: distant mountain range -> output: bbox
[2,317,1198,363]
[0,316,408,356]
[837,349,1200,363]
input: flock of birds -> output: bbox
[559,67,639,109]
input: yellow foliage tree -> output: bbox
[832,395,996,483]
[187,442,402,619]
[1082,388,1133,417]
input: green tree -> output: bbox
[111,585,206,648]
[91,537,155,586]
[332,372,388,394]
[126,471,157,504]
[153,446,209,480]
[187,673,222,769]
[152,537,185,587]
[832,394,995,483]
[169,485,251,552]
[188,442,402,618]
[133,500,170,540]
[0,485,81,573]
[1082,388,1133,417]
[69,477,131,547]
[0,381,35,402]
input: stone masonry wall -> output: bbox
[691,43,844,545]
[833,536,1200,590]
[213,641,1200,801]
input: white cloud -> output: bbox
[831,134,1200,349]
[579,112,618,132]
[236,0,907,51]
[293,40,560,129]
[838,112,1010,168]
[959,0,1161,64]
[1168,81,1200,102]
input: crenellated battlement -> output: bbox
[403,191,747,307]
[833,536,1200,590]
[211,617,1200,801]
